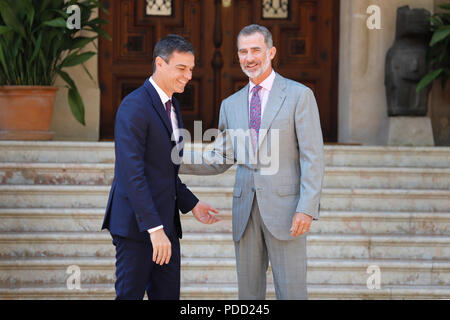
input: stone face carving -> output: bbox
[385,6,431,116]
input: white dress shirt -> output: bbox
[248,69,276,120]
[146,76,180,234]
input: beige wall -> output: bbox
[339,0,435,145]
[50,10,100,141]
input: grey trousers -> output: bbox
[234,199,308,300]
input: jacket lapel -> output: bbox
[172,97,185,148]
[143,80,174,137]
[236,84,250,131]
[233,85,254,161]
[257,73,286,150]
[172,97,184,131]
[172,97,184,170]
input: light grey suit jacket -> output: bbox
[181,73,324,241]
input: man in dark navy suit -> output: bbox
[102,35,220,300]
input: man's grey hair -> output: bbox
[152,34,195,72]
[237,24,273,49]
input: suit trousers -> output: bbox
[234,198,308,300]
[112,233,181,300]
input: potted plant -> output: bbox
[0,0,109,140]
[417,3,450,93]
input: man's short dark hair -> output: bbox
[152,34,195,72]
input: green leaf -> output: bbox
[68,87,86,126]
[38,0,52,13]
[81,62,94,82]
[30,32,43,62]
[430,25,450,46]
[61,51,95,67]
[442,13,450,24]
[438,3,450,12]
[51,0,65,9]
[0,1,27,38]
[87,25,111,41]
[21,0,35,28]
[85,17,109,26]
[43,18,67,28]
[56,69,76,88]
[48,9,69,19]
[62,36,96,51]
[416,68,444,93]
[430,16,442,27]
[0,26,12,35]
[0,46,9,82]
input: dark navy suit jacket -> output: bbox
[102,79,198,242]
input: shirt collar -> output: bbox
[149,76,171,105]
[249,69,276,93]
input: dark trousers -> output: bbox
[112,233,181,300]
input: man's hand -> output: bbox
[290,212,313,237]
[149,229,172,265]
[192,201,220,224]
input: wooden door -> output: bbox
[99,0,339,142]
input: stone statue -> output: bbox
[385,6,431,116]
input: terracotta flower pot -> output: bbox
[0,86,58,140]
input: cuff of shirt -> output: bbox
[147,225,164,234]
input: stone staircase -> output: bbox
[0,141,449,299]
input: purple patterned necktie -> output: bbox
[249,85,262,152]
[165,100,172,126]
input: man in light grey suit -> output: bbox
[180,24,324,299]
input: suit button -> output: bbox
[174,195,177,200]
[251,188,256,192]
[137,217,142,222]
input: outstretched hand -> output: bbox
[192,201,220,224]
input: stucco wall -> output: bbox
[50,9,100,141]
[338,0,435,145]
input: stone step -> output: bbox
[323,146,450,168]
[0,232,448,260]
[0,141,115,164]
[0,283,449,300]
[0,208,233,234]
[0,208,448,235]
[1,185,449,212]
[0,257,448,287]
[1,142,450,168]
[322,167,450,189]
[312,211,450,235]
[3,163,450,190]
[0,163,114,186]
[181,233,450,260]
[182,167,450,189]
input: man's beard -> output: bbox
[241,52,271,80]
